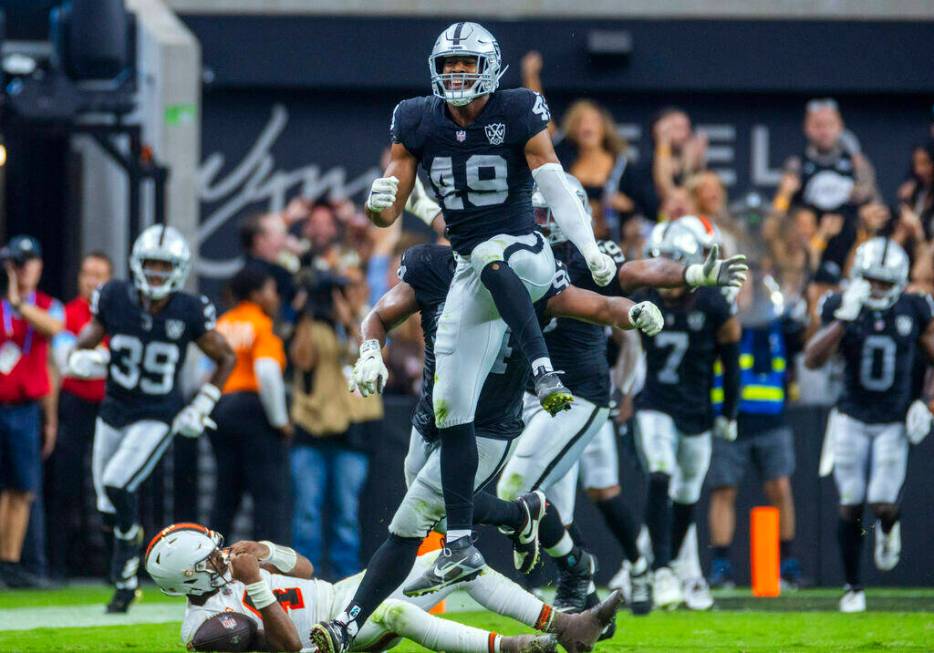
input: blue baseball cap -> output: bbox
[6,235,42,260]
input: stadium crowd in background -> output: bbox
[1,48,934,593]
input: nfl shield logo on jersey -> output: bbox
[896,315,913,337]
[166,319,186,340]
[484,122,506,145]
[456,130,467,142]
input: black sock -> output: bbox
[878,509,900,534]
[780,539,794,560]
[594,495,642,563]
[645,473,672,570]
[538,502,568,549]
[439,423,478,533]
[837,516,864,588]
[339,534,422,635]
[104,486,139,533]
[713,545,731,560]
[671,501,696,559]
[480,261,551,373]
[473,491,525,531]
[567,522,589,550]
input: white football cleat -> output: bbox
[839,586,866,613]
[653,567,683,610]
[682,576,714,611]
[874,521,901,571]
[609,560,630,596]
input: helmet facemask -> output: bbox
[129,225,191,301]
[428,23,506,107]
[852,237,908,311]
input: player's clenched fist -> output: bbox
[349,339,389,397]
[366,176,399,213]
[629,301,664,336]
[586,251,617,287]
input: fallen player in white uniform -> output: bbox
[145,523,619,653]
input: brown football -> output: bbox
[190,612,257,652]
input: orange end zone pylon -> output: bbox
[750,506,781,597]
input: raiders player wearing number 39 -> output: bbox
[805,237,934,614]
[68,225,235,613]
[356,20,617,618]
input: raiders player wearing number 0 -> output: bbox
[629,221,742,611]
[68,226,235,613]
[497,181,747,615]
[804,237,934,613]
[146,523,618,653]
[362,21,619,599]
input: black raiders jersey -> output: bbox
[391,88,550,255]
[399,244,566,441]
[820,291,934,423]
[633,287,735,435]
[93,280,216,427]
[543,240,627,407]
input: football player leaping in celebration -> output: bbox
[360,21,618,601]
[147,523,618,653]
[68,226,235,613]
[629,221,742,611]
[805,238,934,613]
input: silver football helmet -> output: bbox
[129,225,191,301]
[144,523,231,597]
[648,220,706,266]
[429,22,506,107]
[532,173,591,245]
[851,237,908,310]
[675,215,721,253]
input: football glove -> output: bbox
[586,251,617,287]
[366,176,399,213]
[172,384,221,439]
[834,278,870,322]
[714,416,738,442]
[906,400,932,445]
[684,244,749,289]
[629,301,664,337]
[349,339,388,397]
[67,346,110,379]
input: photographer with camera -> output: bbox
[289,265,382,579]
[0,236,64,588]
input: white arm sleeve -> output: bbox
[531,162,600,261]
[254,358,289,428]
[404,175,442,227]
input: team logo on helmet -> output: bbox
[897,315,913,337]
[485,122,505,145]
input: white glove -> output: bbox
[586,251,617,287]
[67,346,110,379]
[906,399,932,445]
[172,384,221,439]
[349,339,389,397]
[629,301,664,337]
[714,416,738,442]
[834,278,870,321]
[405,176,442,226]
[684,244,749,289]
[366,176,399,213]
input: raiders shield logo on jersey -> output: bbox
[896,315,913,337]
[485,122,506,145]
[456,130,466,142]
[688,311,706,331]
[166,319,186,340]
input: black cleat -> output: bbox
[106,587,139,613]
[310,620,352,653]
[403,536,485,597]
[629,560,653,616]
[554,551,597,613]
[535,371,573,416]
[511,491,547,574]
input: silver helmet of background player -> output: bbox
[144,523,232,597]
[532,172,591,245]
[647,220,707,266]
[429,22,506,107]
[851,236,909,310]
[129,225,191,301]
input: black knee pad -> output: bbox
[868,502,899,522]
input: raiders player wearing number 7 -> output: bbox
[68,225,235,613]
[362,21,617,604]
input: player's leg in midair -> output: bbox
[94,419,172,612]
[832,413,871,612]
[867,422,908,573]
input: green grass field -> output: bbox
[1,586,932,652]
